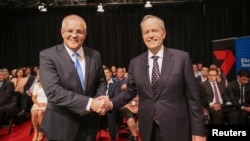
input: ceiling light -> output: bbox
[97,3,104,12]
[145,1,152,8]
[38,3,47,12]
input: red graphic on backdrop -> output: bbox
[213,50,235,76]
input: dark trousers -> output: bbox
[239,110,250,124]
[106,110,118,138]
[209,108,239,125]
[150,122,163,141]
[46,133,96,141]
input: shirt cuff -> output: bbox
[86,98,93,111]
[209,102,215,108]
[110,101,113,110]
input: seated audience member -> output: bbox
[31,69,47,141]
[200,68,239,125]
[114,67,127,91]
[24,66,36,113]
[197,63,203,72]
[11,68,28,116]
[120,95,139,141]
[111,65,117,78]
[0,69,17,125]
[227,68,250,124]
[196,66,208,83]
[193,64,201,78]
[103,67,121,141]
[216,67,228,87]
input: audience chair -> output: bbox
[0,114,15,134]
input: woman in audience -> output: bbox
[31,69,47,141]
[11,68,28,115]
[216,67,228,87]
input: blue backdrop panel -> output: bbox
[235,36,250,74]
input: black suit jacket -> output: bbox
[0,79,17,116]
[24,74,35,93]
[112,47,205,141]
[201,80,230,105]
[39,44,106,140]
[0,80,15,105]
[107,79,120,99]
[227,80,250,107]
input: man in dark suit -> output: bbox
[107,15,206,141]
[39,14,108,141]
[227,68,250,124]
[103,67,121,141]
[0,69,17,125]
[196,66,208,83]
[201,68,239,125]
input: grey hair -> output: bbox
[140,15,165,30]
[61,14,87,31]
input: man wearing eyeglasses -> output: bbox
[200,68,239,125]
[39,14,108,141]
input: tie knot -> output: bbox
[152,56,159,61]
[73,52,79,57]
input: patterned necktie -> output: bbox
[73,52,84,91]
[213,83,220,104]
[151,56,160,95]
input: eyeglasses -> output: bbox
[63,29,86,36]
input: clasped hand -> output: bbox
[90,96,112,115]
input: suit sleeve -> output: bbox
[0,81,15,105]
[39,49,89,115]
[184,53,206,136]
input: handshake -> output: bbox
[90,96,112,115]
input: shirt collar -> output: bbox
[64,45,84,59]
[107,79,113,85]
[148,45,164,60]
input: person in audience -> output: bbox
[2,68,11,80]
[10,68,17,80]
[196,66,208,83]
[109,15,206,141]
[31,69,47,141]
[24,66,36,113]
[103,67,121,141]
[193,63,201,78]
[227,68,250,124]
[197,63,203,72]
[114,67,127,91]
[119,95,139,141]
[216,67,228,87]
[33,66,39,76]
[123,67,128,80]
[39,14,107,141]
[0,69,17,125]
[11,68,28,116]
[200,68,239,125]
[209,64,217,69]
[111,65,117,78]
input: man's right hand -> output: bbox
[90,96,112,115]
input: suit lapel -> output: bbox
[57,44,84,93]
[155,48,174,99]
[84,48,90,92]
[139,52,154,98]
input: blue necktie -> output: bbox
[73,52,84,91]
